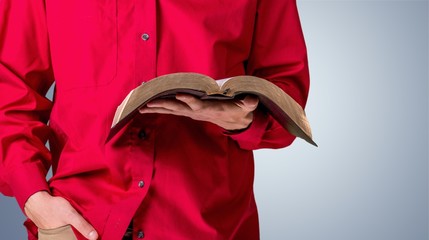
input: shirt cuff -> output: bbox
[223,108,269,150]
[8,161,50,211]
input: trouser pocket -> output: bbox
[38,225,77,240]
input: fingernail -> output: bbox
[176,94,189,100]
[88,230,97,239]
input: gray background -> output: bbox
[1,0,428,239]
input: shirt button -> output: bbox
[138,130,146,140]
[141,33,150,41]
[138,180,145,188]
[137,230,145,239]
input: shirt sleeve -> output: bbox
[226,0,310,150]
[0,0,54,209]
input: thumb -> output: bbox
[239,95,259,111]
[68,210,98,240]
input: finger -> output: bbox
[236,95,259,111]
[147,98,191,112]
[175,94,203,111]
[140,106,176,115]
[67,210,98,240]
[140,106,190,116]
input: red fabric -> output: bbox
[0,0,309,239]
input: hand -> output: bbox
[24,191,98,240]
[139,94,259,131]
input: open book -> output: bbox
[107,72,317,146]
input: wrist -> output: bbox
[220,110,254,132]
[24,190,51,215]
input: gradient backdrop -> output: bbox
[1,0,428,239]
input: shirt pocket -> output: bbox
[46,1,118,91]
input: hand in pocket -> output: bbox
[24,191,98,240]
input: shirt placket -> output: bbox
[103,1,158,238]
[135,0,158,85]
[128,126,155,240]
[103,123,155,240]
[132,2,158,239]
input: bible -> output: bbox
[107,72,317,146]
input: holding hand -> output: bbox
[139,94,259,131]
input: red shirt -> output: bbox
[0,0,309,239]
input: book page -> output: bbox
[215,78,232,87]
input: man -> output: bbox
[0,0,310,239]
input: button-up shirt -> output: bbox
[0,0,309,239]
